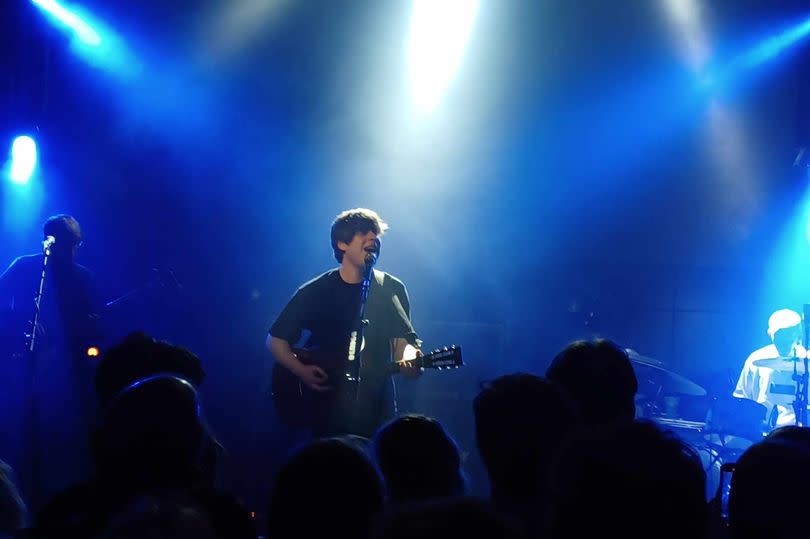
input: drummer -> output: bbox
[734,309,806,427]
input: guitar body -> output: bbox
[271,345,463,428]
[270,349,342,428]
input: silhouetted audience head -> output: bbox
[546,339,637,426]
[371,498,522,539]
[372,415,466,504]
[92,374,206,492]
[550,420,707,539]
[186,487,257,539]
[729,436,810,539]
[268,438,384,539]
[36,482,255,539]
[95,332,205,407]
[764,424,810,446]
[0,460,26,534]
[92,494,217,539]
[473,373,580,529]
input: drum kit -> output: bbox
[626,348,806,498]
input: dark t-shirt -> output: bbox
[0,254,101,355]
[270,268,417,436]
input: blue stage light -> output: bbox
[741,15,810,69]
[701,13,810,91]
[8,136,37,186]
[30,0,102,46]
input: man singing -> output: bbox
[267,208,421,438]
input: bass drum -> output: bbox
[650,417,725,501]
[704,396,767,443]
[696,445,722,502]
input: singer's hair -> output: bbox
[43,214,82,246]
[331,208,388,263]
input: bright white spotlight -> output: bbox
[9,136,38,185]
[30,0,102,46]
[662,0,710,72]
[406,0,479,115]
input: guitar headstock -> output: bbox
[420,345,463,370]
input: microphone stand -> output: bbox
[791,355,806,426]
[28,242,53,353]
[346,255,375,398]
[797,305,810,426]
[23,240,53,506]
[803,354,809,427]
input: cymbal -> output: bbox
[626,348,706,397]
[626,349,665,367]
[752,357,808,371]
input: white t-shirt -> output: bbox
[734,343,808,426]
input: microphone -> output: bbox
[363,239,380,279]
[364,238,381,270]
[362,253,377,281]
[42,236,56,254]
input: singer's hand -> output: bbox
[399,349,423,379]
[295,364,331,391]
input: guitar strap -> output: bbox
[373,268,385,288]
[353,269,386,357]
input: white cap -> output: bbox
[768,309,802,339]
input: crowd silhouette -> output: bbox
[0,334,801,539]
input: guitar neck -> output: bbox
[387,346,462,374]
[385,353,437,374]
[293,345,462,375]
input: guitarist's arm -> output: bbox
[267,335,330,391]
[0,257,19,306]
[0,258,21,344]
[390,284,421,378]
